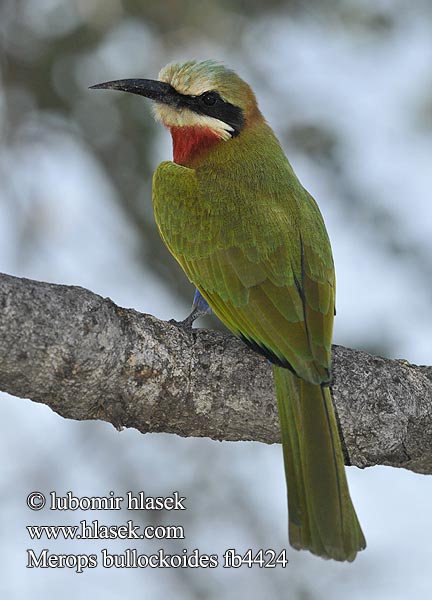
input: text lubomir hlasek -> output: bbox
[48,491,186,511]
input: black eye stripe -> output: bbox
[177,90,244,136]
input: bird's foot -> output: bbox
[170,305,209,330]
[169,289,212,330]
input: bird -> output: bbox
[91,60,366,561]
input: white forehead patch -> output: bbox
[158,63,217,97]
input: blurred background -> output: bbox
[1,0,432,598]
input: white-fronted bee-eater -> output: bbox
[91,60,366,561]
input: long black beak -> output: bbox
[89,78,180,106]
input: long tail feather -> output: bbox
[273,365,366,561]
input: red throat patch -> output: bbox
[170,126,222,166]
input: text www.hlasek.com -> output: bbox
[27,520,183,541]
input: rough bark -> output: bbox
[1,272,431,474]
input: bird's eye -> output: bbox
[200,91,219,106]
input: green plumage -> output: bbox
[152,80,365,560]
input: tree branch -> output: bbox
[1,272,431,474]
